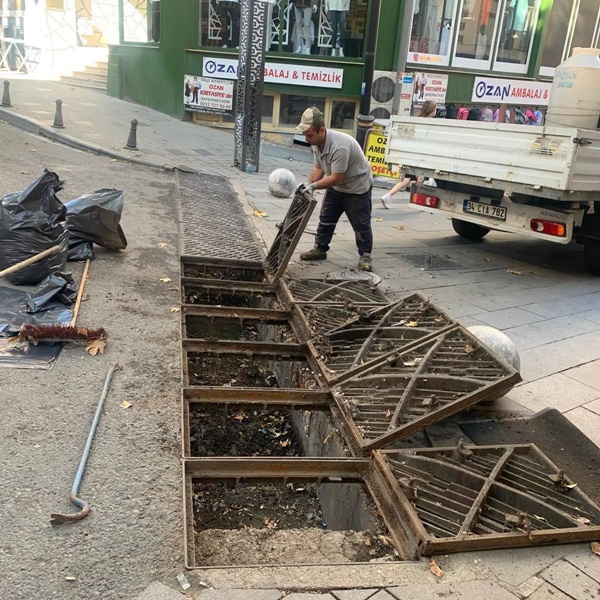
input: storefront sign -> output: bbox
[472,77,552,106]
[413,73,448,104]
[364,130,399,179]
[184,75,234,115]
[398,73,413,117]
[203,57,344,89]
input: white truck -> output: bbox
[384,117,600,275]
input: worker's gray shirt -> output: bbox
[312,130,373,195]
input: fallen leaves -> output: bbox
[429,558,444,578]
[170,307,181,313]
[120,401,132,409]
[405,321,419,327]
[374,218,383,222]
[85,338,106,356]
[65,576,76,582]
[507,269,524,276]
[159,277,172,283]
[157,242,167,247]
[393,225,406,231]
[253,208,268,218]
[465,344,475,354]
[592,541,600,556]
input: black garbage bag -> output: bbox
[0,170,68,285]
[64,189,127,252]
[24,272,78,313]
[67,240,95,262]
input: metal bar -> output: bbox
[182,339,307,356]
[181,256,264,269]
[51,363,120,525]
[182,277,277,292]
[181,305,291,321]
[183,386,332,407]
[458,448,515,536]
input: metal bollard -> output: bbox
[125,118,138,150]
[1,81,12,107]
[52,99,65,129]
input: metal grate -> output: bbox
[178,172,263,262]
[308,294,456,382]
[285,279,388,304]
[264,188,317,281]
[375,444,600,554]
[332,327,521,453]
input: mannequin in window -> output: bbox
[325,0,350,57]
[215,0,240,48]
[292,0,317,54]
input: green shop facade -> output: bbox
[109,0,600,136]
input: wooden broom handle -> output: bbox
[0,245,61,280]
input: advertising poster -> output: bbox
[364,130,399,180]
[412,73,448,104]
[184,75,234,115]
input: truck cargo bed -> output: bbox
[385,117,600,201]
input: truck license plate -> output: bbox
[463,200,507,221]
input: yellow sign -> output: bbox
[364,131,399,179]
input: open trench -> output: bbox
[176,174,600,572]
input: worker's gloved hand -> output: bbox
[304,182,318,193]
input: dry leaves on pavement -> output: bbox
[591,541,600,556]
[253,208,268,218]
[429,558,444,577]
[85,338,106,356]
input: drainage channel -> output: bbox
[176,179,600,575]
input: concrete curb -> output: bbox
[0,107,198,174]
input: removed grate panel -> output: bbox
[374,444,600,554]
[178,173,263,262]
[332,327,521,453]
[284,279,388,304]
[264,188,317,281]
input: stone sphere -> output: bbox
[268,168,297,198]
[467,325,521,371]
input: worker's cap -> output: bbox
[295,107,324,133]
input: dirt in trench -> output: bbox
[185,318,296,343]
[192,483,397,565]
[187,355,280,387]
[189,406,304,457]
[184,264,266,282]
[184,289,277,308]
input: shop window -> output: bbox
[407,0,460,67]
[279,94,325,128]
[453,0,501,69]
[493,0,539,74]
[122,0,154,43]
[198,0,366,57]
[540,0,600,76]
[331,99,357,130]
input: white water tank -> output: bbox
[546,47,600,129]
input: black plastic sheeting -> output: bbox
[0,286,72,369]
[0,170,69,285]
[25,272,78,314]
[65,189,127,258]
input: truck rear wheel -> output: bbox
[451,219,490,241]
[584,239,600,276]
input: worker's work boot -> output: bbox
[300,245,327,261]
[358,253,372,272]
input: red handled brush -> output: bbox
[18,325,107,345]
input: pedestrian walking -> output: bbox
[381,100,437,209]
[295,106,374,272]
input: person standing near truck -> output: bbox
[295,106,375,272]
[381,100,437,209]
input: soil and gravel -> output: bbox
[0,122,182,599]
[192,483,396,566]
[189,406,304,456]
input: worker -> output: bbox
[295,106,374,272]
[381,100,437,209]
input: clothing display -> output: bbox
[216,0,240,48]
[293,4,314,54]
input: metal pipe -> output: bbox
[391,0,416,115]
[51,363,120,525]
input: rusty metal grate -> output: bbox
[264,188,317,281]
[178,172,263,262]
[284,279,388,304]
[332,327,521,453]
[374,444,600,554]
[304,294,456,383]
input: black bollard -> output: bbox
[52,99,65,129]
[1,81,12,107]
[125,118,138,150]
